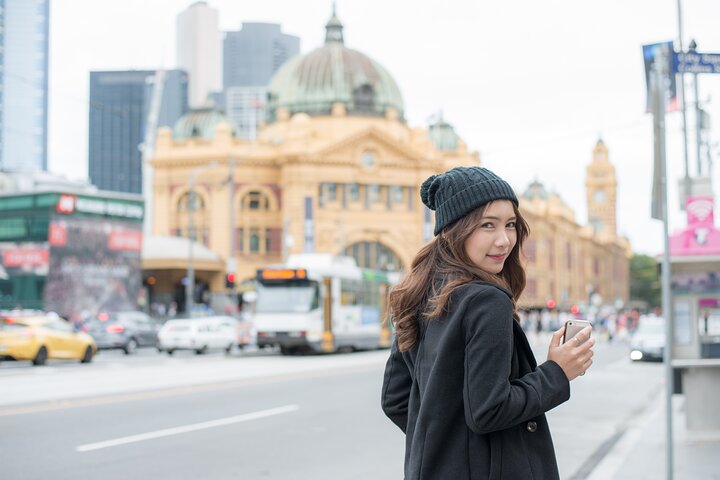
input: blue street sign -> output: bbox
[673,51,720,74]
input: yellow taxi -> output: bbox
[0,313,97,366]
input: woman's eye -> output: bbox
[506,222,516,228]
[481,222,494,228]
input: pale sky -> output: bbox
[48,0,720,256]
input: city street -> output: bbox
[0,338,662,480]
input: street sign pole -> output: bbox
[653,47,675,480]
[675,0,691,207]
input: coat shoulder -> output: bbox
[454,281,513,305]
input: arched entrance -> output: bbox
[344,241,404,272]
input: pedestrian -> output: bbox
[381,166,594,479]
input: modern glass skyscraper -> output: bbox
[0,0,50,173]
[223,23,300,139]
[88,69,188,194]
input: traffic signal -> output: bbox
[546,299,557,309]
[225,272,236,289]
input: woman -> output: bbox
[381,166,593,479]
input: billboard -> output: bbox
[0,242,50,310]
[43,215,143,322]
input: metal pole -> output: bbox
[676,0,691,204]
[186,177,196,317]
[229,157,236,259]
[282,219,290,261]
[227,158,237,306]
[694,71,702,175]
[654,49,675,480]
[185,162,218,317]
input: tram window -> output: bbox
[341,279,360,305]
[255,282,320,313]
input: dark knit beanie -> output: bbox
[420,166,518,235]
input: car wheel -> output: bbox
[195,346,207,355]
[167,349,174,355]
[123,338,139,355]
[224,344,233,355]
[32,346,48,366]
[80,346,93,363]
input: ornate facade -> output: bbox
[519,140,631,309]
[147,12,630,311]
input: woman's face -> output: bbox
[463,200,517,274]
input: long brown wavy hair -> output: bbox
[389,202,529,352]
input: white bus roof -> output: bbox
[264,254,361,280]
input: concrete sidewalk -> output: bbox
[587,394,720,479]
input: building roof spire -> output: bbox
[325,3,344,45]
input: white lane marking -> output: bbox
[75,404,299,453]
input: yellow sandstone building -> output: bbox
[147,12,630,312]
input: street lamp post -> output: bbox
[186,162,217,317]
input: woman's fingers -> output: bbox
[573,325,593,344]
[550,327,565,347]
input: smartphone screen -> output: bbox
[563,320,592,344]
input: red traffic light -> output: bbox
[546,299,557,309]
[570,305,580,315]
[226,272,236,283]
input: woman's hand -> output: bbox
[547,325,594,381]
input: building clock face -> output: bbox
[361,151,375,168]
[593,189,606,203]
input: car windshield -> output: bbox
[255,282,319,313]
[637,319,665,335]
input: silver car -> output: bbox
[85,311,161,354]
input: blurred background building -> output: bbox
[0,6,632,316]
[0,0,50,174]
[223,22,300,139]
[521,140,631,310]
[147,12,478,311]
[88,69,189,194]
[176,1,222,108]
[144,10,631,313]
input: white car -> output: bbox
[157,316,238,355]
[630,316,665,362]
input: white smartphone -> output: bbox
[562,319,592,344]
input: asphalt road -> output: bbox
[0,337,663,480]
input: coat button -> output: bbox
[526,421,538,433]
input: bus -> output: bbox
[253,254,396,354]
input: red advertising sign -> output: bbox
[108,231,143,251]
[48,223,68,246]
[2,249,49,267]
[56,194,76,214]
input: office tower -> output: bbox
[176,1,222,108]
[223,23,300,139]
[88,70,188,194]
[0,0,50,173]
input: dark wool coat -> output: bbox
[381,282,570,480]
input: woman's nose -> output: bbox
[495,231,510,247]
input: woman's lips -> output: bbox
[487,254,507,261]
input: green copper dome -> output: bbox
[173,107,239,140]
[428,116,460,152]
[266,10,404,122]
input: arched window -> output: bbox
[175,192,208,245]
[345,241,404,272]
[178,191,203,212]
[241,191,270,211]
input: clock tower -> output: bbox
[586,139,617,236]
